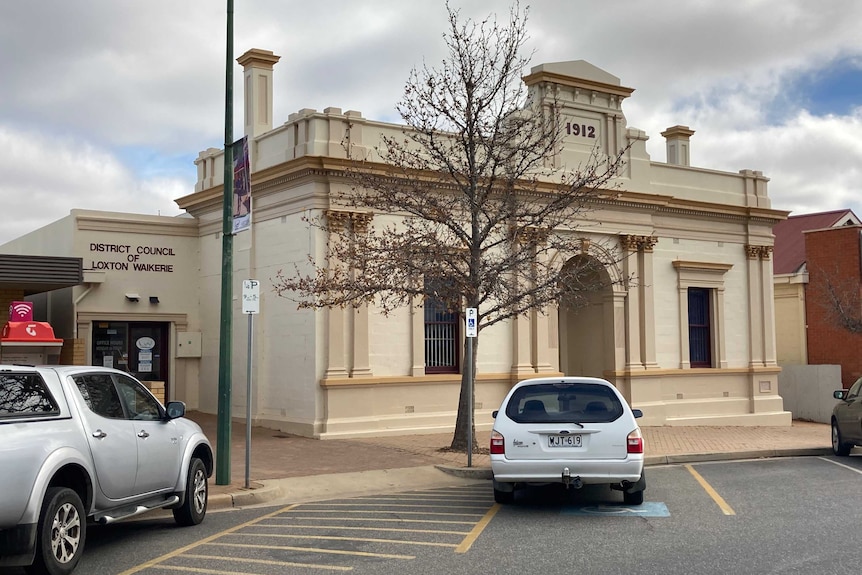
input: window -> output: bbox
[74,374,125,419]
[0,373,59,418]
[504,382,623,424]
[424,293,459,374]
[688,288,712,367]
[114,374,162,420]
[672,261,730,369]
[74,373,163,420]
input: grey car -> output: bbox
[0,365,213,575]
[831,375,862,456]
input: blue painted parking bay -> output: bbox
[561,502,669,517]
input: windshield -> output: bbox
[505,382,624,424]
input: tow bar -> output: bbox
[562,467,583,490]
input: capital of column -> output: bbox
[352,212,374,234]
[744,244,773,260]
[620,234,658,252]
[326,210,351,232]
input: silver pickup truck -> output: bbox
[0,365,213,575]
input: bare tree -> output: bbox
[811,263,862,334]
[273,2,630,451]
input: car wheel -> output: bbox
[832,421,852,456]
[493,483,515,504]
[27,487,86,575]
[623,488,644,505]
[173,458,208,526]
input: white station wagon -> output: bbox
[490,376,645,504]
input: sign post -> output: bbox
[465,307,477,468]
[241,279,260,488]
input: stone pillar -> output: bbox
[533,306,554,373]
[237,49,281,140]
[512,313,534,376]
[760,247,778,367]
[350,213,374,377]
[745,244,764,368]
[410,293,425,376]
[324,211,349,378]
[620,235,643,370]
[745,244,776,368]
[661,125,694,166]
[640,237,659,369]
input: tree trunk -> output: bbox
[450,335,480,452]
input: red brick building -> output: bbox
[773,209,862,388]
[805,223,862,387]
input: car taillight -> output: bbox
[627,428,644,454]
[490,430,505,455]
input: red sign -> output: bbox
[1,322,63,344]
[8,301,33,322]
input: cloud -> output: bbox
[2,0,862,246]
[0,126,185,244]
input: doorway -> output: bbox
[91,321,169,392]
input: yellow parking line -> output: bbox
[236,532,457,547]
[455,503,500,554]
[686,464,736,515]
[181,554,352,571]
[207,541,414,560]
[116,504,299,575]
[287,510,484,517]
[303,502,490,509]
[253,523,469,535]
[282,516,475,525]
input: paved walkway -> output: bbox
[186,412,834,508]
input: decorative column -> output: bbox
[323,210,349,378]
[350,213,374,377]
[620,235,641,369]
[745,244,776,367]
[759,246,778,367]
[620,234,659,370]
[745,244,764,367]
[410,292,425,376]
[639,236,659,369]
[511,227,548,376]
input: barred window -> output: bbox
[424,289,459,374]
[688,287,712,368]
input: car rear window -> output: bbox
[0,372,60,418]
[505,382,624,424]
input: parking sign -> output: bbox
[242,279,260,314]
[466,307,477,337]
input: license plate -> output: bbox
[548,434,582,448]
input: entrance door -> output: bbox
[92,321,169,398]
[128,323,168,385]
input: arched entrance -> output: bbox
[558,253,616,378]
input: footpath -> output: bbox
[186,412,834,510]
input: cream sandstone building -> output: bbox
[1,49,791,437]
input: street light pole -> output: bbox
[216,0,235,486]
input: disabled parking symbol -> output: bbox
[561,502,669,517]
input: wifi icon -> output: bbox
[9,302,33,321]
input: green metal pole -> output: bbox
[216,0,234,485]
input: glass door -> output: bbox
[91,321,169,394]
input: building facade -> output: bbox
[772,210,862,387]
[1,50,792,437]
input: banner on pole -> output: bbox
[232,136,251,233]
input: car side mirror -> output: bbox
[492,410,498,418]
[165,401,186,419]
[632,409,643,419]
[834,390,848,400]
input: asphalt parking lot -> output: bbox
[76,455,862,575]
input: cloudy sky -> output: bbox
[2,0,862,245]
